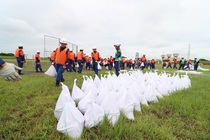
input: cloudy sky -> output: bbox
[1,0,210,60]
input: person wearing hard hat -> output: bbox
[67,48,76,72]
[54,38,70,86]
[140,54,147,70]
[0,58,22,81]
[76,48,85,73]
[91,47,100,75]
[14,44,26,75]
[34,50,43,72]
[114,43,122,76]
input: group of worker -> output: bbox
[0,39,201,84]
[48,38,122,86]
[163,57,200,70]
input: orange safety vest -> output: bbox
[85,56,91,62]
[122,57,125,63]
[55,47,68,65]
[69,52,75,60]
[174,59,178,64]
[91,51,100,61]
[141,57,146,62]
[34,53,41,60]
[77,51,84,60]
[151,59,155,64]
[15,48,24,57]
[50,51,56,61]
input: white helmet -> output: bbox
[92,47,97,50]
[69,48,72,51]
[18,44,23,47]
[114,42,121,47]
[80,48,83,51]
[37,50,40,53]
[53,48,56,51]
[60,38,67,44]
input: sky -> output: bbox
[0,0,210,60]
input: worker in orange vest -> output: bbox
[173,58,178,69]
[108,56,114,70]
[121,57,125,69]
[185,59,191,70]
[141,54,147,70]
[85,55,91,70]
[34,50,43,72]
[67,48,76,72]
[151,59,155,69]
[54,38,70,86]
[76,48,85,73]
[14,44,26,75]
[167,59,172,68]
[91,47,100,75]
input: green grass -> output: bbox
[0,57,210,140]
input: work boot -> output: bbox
[56,81,60,87]
[61,78,65,82]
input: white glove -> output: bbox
[0,63,22,81]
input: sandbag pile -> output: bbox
[54,70,191,139]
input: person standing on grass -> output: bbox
[114,43,122,76]
[14,44,26,75]
[179,57,185,70]
[54,38,70,86]
[34,50,43,72]
[173,58,178,69]
[167,59,172,68]
[185,59,191,70]
[0,58,22,81]
[141,54,147,70]
[91,47,100,75]
[76,48,85,73]
[67,48,76,72]
[151,59,155,69]
[194,58,199,70]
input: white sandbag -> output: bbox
[54,83,75,121]
[98,62,102,70]
[72,79,85,103]
[78,94,92,114]
[84,102,105,128]
[118,91,135,120]
[144,84,158,103]
[100,91,120,126]
[44,65,57,77]
[93,74,101,88]
[57,102,84,139]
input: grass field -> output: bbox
[0,57,210,140]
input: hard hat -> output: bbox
[37,50,40,53]
[18,44,23,48]
[92,47,97,50]
[80,48,83,50]
[114,42,121,47]
[60,38,67,44]
[53,48,56,51]
[69,48,72,51]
